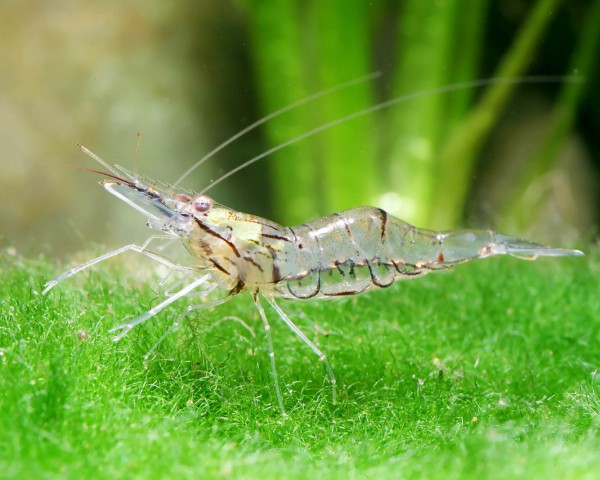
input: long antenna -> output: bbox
[200,75,580,195]
[173,71,381,186]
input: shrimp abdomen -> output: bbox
[270,207,582,300]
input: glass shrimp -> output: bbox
[43,76,583,414]
[43,145,583,414]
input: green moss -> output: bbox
[0,249,598,479]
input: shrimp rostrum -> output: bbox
[44,146,583,413]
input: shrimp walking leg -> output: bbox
[159,272,218,298]
[42,235,190,295]
[110,273,211,341]
[266,297,337,405]
[253,294,286,415]
[144,294,235,361]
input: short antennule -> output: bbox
[69,164,132,185]
[78,144,125,178]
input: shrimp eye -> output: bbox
[192,195,213,213]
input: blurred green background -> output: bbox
[1,0,598,258]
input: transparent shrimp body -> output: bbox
[45,152,583,415]
[102,177,582,300]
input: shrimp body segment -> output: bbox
[44,151,583,414]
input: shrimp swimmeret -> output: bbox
[43,146,583,413]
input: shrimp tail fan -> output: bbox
[439,230,583,263]
[491,233,584,259]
